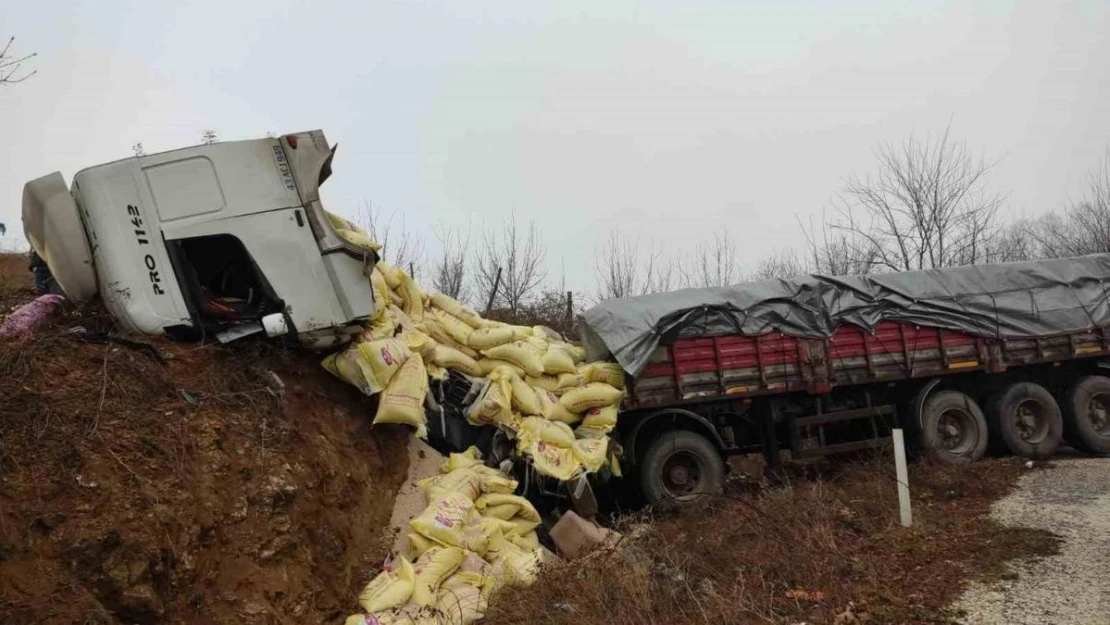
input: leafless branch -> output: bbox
[358,200,426,276]
[432,223,471,302]
[473,216,547,314]
[0,37,37,85]
[828,124,1006,271]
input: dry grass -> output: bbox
[486,457,1060,625]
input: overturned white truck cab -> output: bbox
[22,130,379,347]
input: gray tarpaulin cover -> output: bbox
[580,254,1110,377]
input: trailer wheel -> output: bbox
[989,382,1062,458]
[1061,376,1110,454]
[640,430,724,507]
[920,390,989,465]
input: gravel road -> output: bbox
[954,457,1110,625]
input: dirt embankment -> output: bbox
[0,256,409,624]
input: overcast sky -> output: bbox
[2,0,1108,295]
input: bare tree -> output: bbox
[0,37,36,85]
[830,124,1006,272]
[799,214,879,276]
[1044,152,1110,257]
[595,232,638,300]
[680,229,740,287]
[983,218,1038,263]
[201,129,218,145]
[432,223,470,302]
[358,201,425,276]
[132,143,146,158]
[594,232,677,301]
[750,249,808,281]
[473,216,547,314]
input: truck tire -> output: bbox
[640,430,724,508]
[1061,376,1110,454]
[920,390,989,465]
[989,382,1062,458]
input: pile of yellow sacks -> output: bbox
[345,448,547,625]
[320,256,626,482]
[324,217,627,625]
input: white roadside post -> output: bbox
[893,428,912,527]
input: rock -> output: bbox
[117,583,165,623]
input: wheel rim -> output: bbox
[1086,393,1110,436]
[937,408,977,454]
[1013,399,1049,444]
[660,450,703,500]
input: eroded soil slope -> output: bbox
[0,255,408,624]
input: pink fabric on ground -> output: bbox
[0,294,66,338]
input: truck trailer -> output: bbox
[580,257,1110,506]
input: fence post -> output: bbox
[893,428,912,527]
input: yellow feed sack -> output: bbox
[535,387,559,418]
[325,210,354,232]
[388,305,417,331]
[379,263,405,290]
[400,329,436,358]
[321,350,373,396]
[430,292,483,329]
[556,372,584,391]
[533,326,563,342]
[407,532,435,559]
[431,309,473,345]
[575,424,611,439]
[466,378,513,427]
[425,362,448,381]
[508,325,533,340]
[338,228,382,251]
[517,417,577,449]
[396,272,425,322]
[421,319,480,359]
[579,361,627,389]
[410,546,464,607]
[581,404,618,431]
[559,382,624,413]
[466,326,515,350]
[431,345,482,377]
[524,441,582,481]
[509,531,541,552]
[363,310,399,341]
[478,359,525,378]
[545,402,583,425]
[506,372,541,415]
[574,437,610,473]
[442,447,483,473]
[436,583,485,625]
[475,494,541,533]
[356,337,412,394]
[526,373,581,394]
[373,353,429,438]
[484,533,543,587]
[419,468,483,503]
[567,344,587,363]
[483,341,544,377]
[525,374,559,392]
[541,346,577,375]
[410,491,475,548]
[370,268,392,320]
[460,515,517,556]
[358,556,415,613]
